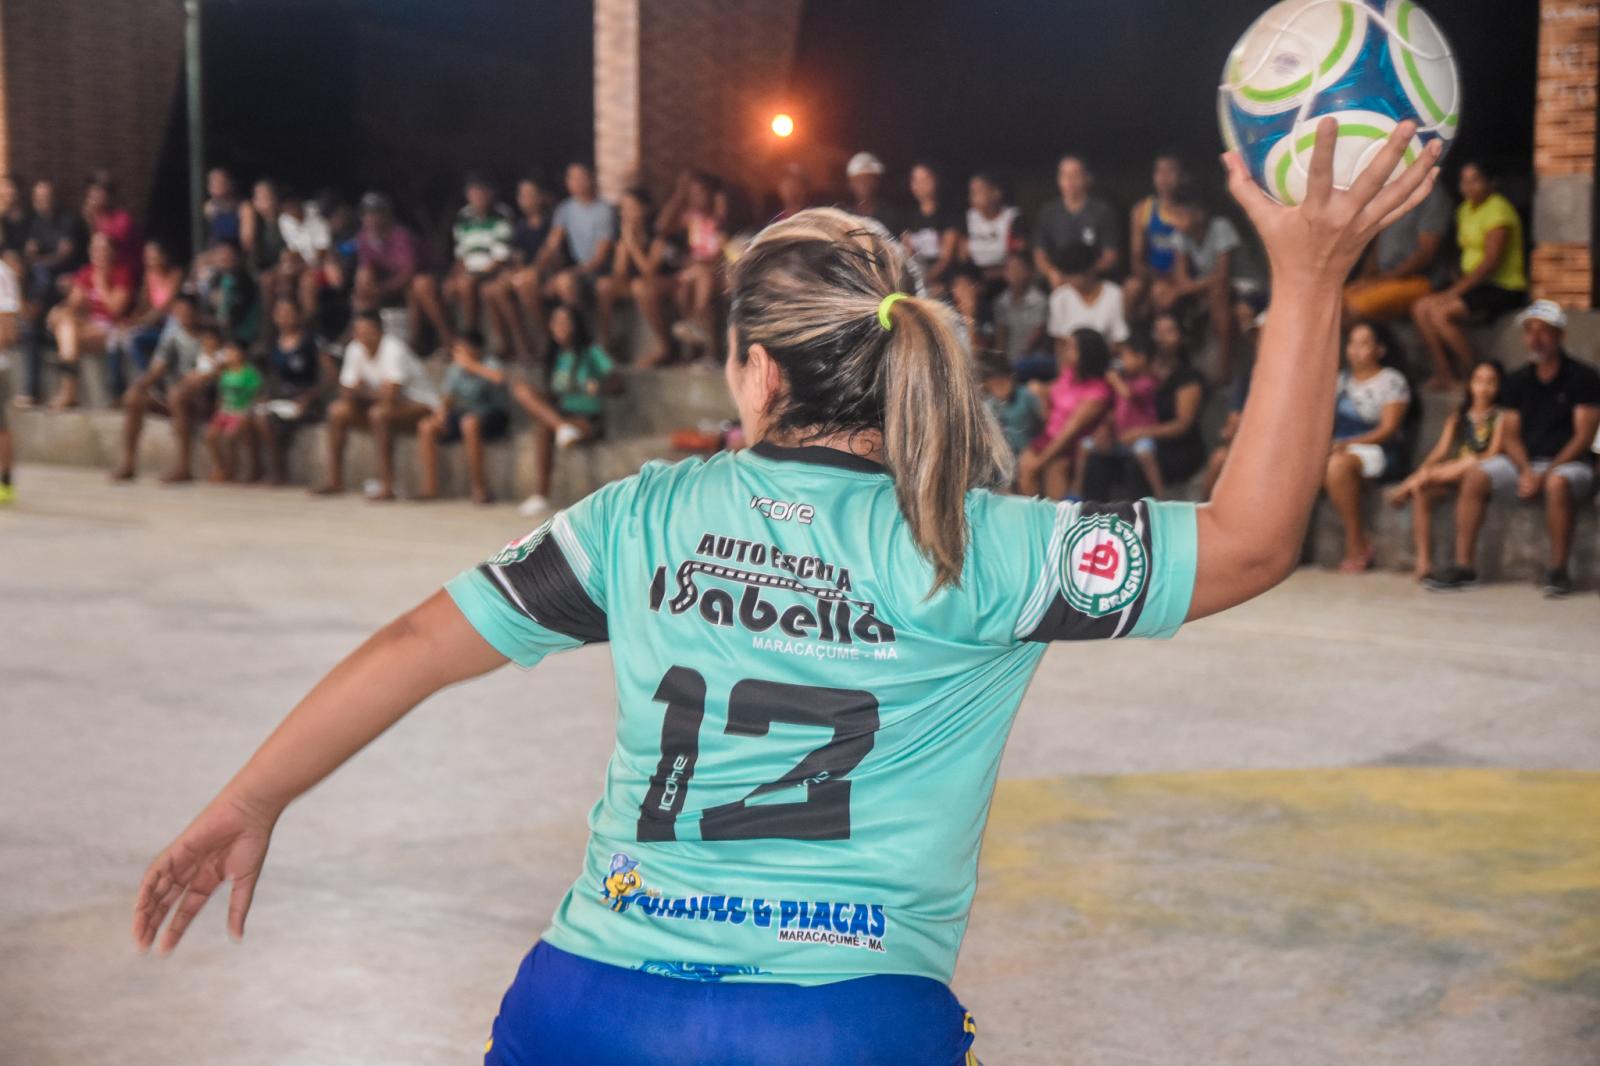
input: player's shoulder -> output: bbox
[964,488,1062,552]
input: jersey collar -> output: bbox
[749,441,888,475]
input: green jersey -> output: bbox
[446,443,1197,986]
[217,364,262,414]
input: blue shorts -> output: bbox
[484,941,980,1065]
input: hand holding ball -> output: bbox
[1219,0,1458,205]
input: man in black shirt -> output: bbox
[1033,155,1120,285]
[1426,301,1600,597]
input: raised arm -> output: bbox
[133,592,505,954]
[1188,119,1440,621]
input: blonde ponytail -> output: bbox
[879,295,1013,590]
[729,207,1014,593]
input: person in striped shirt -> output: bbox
[411,172,514,352]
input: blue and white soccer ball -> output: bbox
[1219,0,1459,205]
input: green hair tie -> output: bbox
[877,292,909,331]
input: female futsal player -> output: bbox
[135,120,1438,1064]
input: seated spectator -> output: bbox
[978,349,1043,470]
[111,239,186,399]
[771,164,812,223]
[1412,161,1529,389]
[660,172,728,361]
[1387,360,1506,579]
[1203,299,1263,498]
[948,264,991,354]
[275,191,332,321]
[198,238,260,344]
[203,167,244,247]
[1324,321,1414,573]
[1425,302,1600,597]
[509,304,621,518]
[902,164,960,295]
[117,310,222,485]
[351,192,419,318]
[17,179,82,406]
[485,177,552,362]
[0,175,27,267]
[45,232,132,410]
[1344,180,1451,323]
[1124,153,1186,322]
[1086,311,1208,499]
[0,254,20,504]
[417,331,513,504]
[533,162,617,315]
[253,298,325,486]
[204,339,263,483]
[315,310,439,500]
[1034,155,1119,284]
[82,170,139,272]
[1076,336,1165,498]
[1047,241,1129,352]
[597,186,668,363]
[993,251,1050,377]
[240,179,285,281]
[1016,327,1114,499]
[411,173,513,351]
[963,172,1021,286]
[1159,189,1248,369]
[844,152,901,233]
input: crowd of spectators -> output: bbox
[0,147,1596,596]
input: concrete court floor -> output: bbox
[2,464,1597,1065]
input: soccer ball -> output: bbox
[1218,0,1458,205]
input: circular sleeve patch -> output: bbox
[1058,513,1148,618]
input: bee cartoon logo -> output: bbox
[600,852,645,911]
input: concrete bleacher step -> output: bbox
[10,406,695,507]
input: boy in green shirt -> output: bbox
[417,331,513,505]
[205,340,263,482]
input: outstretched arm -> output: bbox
[133,591,506,954]
[1188,119,1440,621]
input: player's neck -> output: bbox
[763,428,885,466]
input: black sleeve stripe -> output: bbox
[1023,499,1153,644]
[478,533,609,645]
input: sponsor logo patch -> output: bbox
[1059,512,1147,618]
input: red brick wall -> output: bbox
[1532,0,1599,307]
[595,0,803,203]
[0,0,184,220]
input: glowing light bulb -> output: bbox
[770,113,795,138]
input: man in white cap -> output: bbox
[1425,299,1600,597]
[844,152,901,235]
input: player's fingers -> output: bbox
[1362,166,1441,242]
[1221,151,1277,229]
[227,870,259,941]
[1360,140,1445,229]
[158,863,223,955]
[1303,117,1340,210]
[135,856,194,951]
[1346,120,1419,207]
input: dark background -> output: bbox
[152,0,1540,250]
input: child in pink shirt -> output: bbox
[1017,327,1114,499]
[1075,340,1167,497]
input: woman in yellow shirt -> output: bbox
[1410,161,1527,389]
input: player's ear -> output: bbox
[746,342,786,412]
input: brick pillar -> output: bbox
[594,0,803,203]
[1531,0,1600,308]
[0,0,184,221]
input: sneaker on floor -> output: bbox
[555,423,583,450]
[0,483,14,506]
[1542,569,1574,598]
[517,493,552,518]
[1421,565,1477,591]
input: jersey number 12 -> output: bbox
[637,666,879,843]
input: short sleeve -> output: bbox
[1210,218,1242,257]
[1047,288,1071,337]
[1106,286,1130,343]
[1379,367,1411,407]
[338,345,361,389]
[1574,363,1600,407]
[1481,195,1519,232]
[973,496,1198,645]
[552,201,573,233]
[444,472,646,668]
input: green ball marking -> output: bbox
[1397,0,1451,126]
[1239,1,1357,106]
[1272,124,1420,205]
